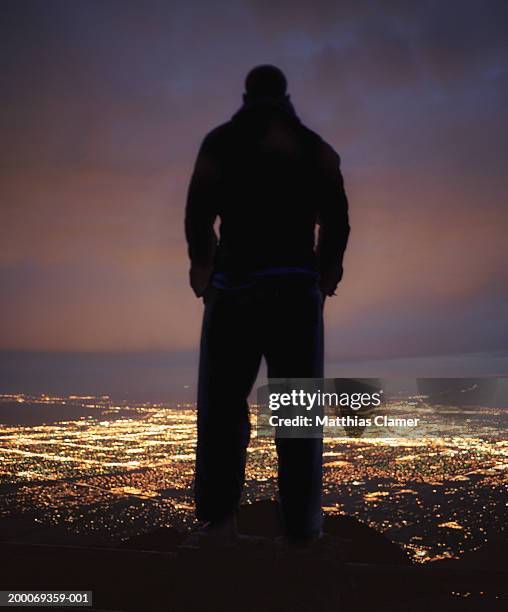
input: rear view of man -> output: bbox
[185,65,350,545]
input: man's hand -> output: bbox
[190,263,213,298]
[318,266,343,297]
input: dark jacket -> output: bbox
[185,98,350,287]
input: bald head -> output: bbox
[244,65,288,101]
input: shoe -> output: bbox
[275,529,324,550]
[179,515,238,550]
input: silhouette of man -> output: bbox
[185,65,349,544]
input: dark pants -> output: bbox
[195,277,324,538]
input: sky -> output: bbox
[1,0,508,395]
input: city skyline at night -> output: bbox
[1,391,506,564]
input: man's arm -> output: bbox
[185,135,220,297]
[316,144,350,296]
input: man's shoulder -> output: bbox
[299,124,341,165]
[201,121,235,149]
